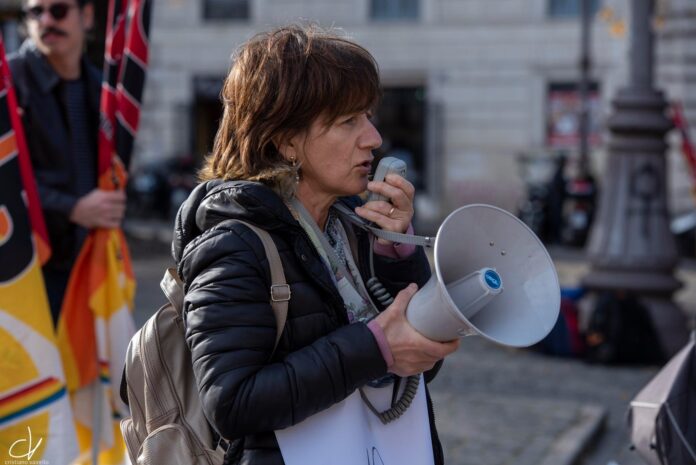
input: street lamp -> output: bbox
[582,0,688,357]
[578,0,592,180]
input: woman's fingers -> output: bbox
[386,173,415,200]
[391,283,418,311]
[354,204,406,232]
[374,284,459,377]
[356,174,415,234]
[366,175,414,209]
[363,200,394,217]
[420,338,460,360]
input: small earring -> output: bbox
[290,156,300,184]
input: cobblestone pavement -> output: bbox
[430,334,655,465]
[128,236,695,465]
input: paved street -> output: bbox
[127,233,695,465]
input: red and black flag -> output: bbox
[99,0,151,171]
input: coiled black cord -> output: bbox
[366,277,394,307]
[360,375,420,425]
[360,236,420,424]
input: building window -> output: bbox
[373,87,426,191]
[203,0,249,20]
[370,0,419,21]
[547,82,601,149]
[193,76,224,161]
[549,0,600,18]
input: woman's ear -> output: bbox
[279,144,295,162]
[274,136,297,162]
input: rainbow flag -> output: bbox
[0,36,79,463]
[56,0,151,463]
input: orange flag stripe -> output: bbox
[58,236,98,390]
[0,132,16,161]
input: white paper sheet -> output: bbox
[275,376,434,465]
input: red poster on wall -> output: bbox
[547,84,602,148]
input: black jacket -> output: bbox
[173,180,444,465]
[8,40,102,271]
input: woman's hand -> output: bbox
[373,283,460,377]
[355,174,415,239]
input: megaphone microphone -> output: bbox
[405,204,560,348]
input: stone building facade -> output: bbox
[138,0,637,227]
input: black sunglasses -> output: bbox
[23,3,76,21]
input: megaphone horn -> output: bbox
[406,204,560,347]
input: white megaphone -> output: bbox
[406,204,560,347]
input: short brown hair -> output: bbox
[199,24,381,196]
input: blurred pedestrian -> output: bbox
[9,0,127,324]
[174,24,459,465]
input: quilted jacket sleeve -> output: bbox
[180,223,388,440]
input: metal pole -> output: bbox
[578,0,591,179]
[581,0,688,358]
[630,0,653,91]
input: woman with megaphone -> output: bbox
[172,24,459,465]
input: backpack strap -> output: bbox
[236,221,289,353]
[160,220,289,353]
[161,268,185,313]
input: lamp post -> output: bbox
[578,0,592,180]
[582,0,688,357]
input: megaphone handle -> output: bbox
[368,227,434,247]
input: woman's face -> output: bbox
[291,111,382,199]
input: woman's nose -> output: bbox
[360,119,382,151]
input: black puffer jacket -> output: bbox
[173,180,443,465]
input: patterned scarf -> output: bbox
[291,204,378,324]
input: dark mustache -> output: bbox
[41,27,67,38]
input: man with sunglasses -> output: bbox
[9,0,127,325]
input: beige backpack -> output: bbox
[120,221,290,464]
